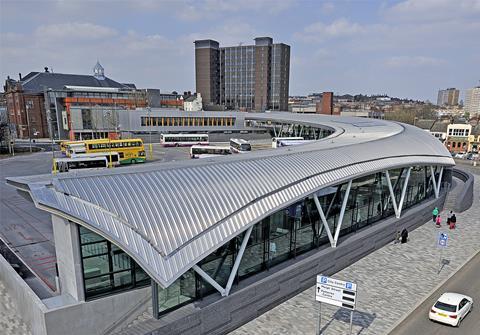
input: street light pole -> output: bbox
[147,107,153,160]
[25,100,32,152]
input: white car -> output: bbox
[429,292,473,327]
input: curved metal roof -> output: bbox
[7,113,454,287]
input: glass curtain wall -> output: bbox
[78,226,150,300]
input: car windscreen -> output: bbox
[434,301,457,312]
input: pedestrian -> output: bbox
[447,211,453,225]
[450,213,457,229]
[436,214,442,227]
[401,228,409,244]
[394,230,401,244]
[432,207,439,223]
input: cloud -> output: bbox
[295,18,366,42]
[384,56,445,68]
[386,0,480,22]
[35,23,117,40]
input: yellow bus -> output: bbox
[60,140,83,154]
[84,138,146,164]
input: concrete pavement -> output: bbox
[0,280,31,335]
[232,166,479,335]
[389,250,480,334]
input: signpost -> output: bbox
[437,232,448,273]
[315,275,357,334]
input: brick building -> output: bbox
[3,62,142,140]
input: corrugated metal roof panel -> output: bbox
[8,113,454,287]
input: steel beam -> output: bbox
[151,279,159,319]
[430,166,444,199]
[313,194,335,247]
[224,226,253,296]
[397,167,412,218]
[385,170,400,218]
[333,180,352,247]
[192,265,226,296]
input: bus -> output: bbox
[84,139,146,164]
[72,152,120,167]
[66,143,87,156]
[190,145,231,159]
[277,139,314,148]
[60,140,82,154]
[160,134,209,147]
[272,137,304,148]
[229,138,252,153]
[54,156,108,173]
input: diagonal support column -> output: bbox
[313,194,335,247]
[192,265,226,296]
[385,170,400,218]
[396,167,412,218]
[193,226,254,297]
[430,166,444,199]
[224,226,253,296]
[333,180,352,247]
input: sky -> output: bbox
[1,0,479,102]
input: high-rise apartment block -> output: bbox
[195,37,290,111]
[464,87,480,114]
[437,88,459,106]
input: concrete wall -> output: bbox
[44,286,151,335]
[52,215,84,301]
[452,168,474,212]
[121,192,447,335]
[0,254,48,335]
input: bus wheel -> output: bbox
[131,159,136,164]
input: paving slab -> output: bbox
[0,280,31,335]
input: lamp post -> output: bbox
[104,109,113,168]
[25,100,33,152]
[147,107,153,160]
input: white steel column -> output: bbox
[397,167,412,218]
[192,265,226,296]
[193,225,254,297]
[385,170,400,218]
[333,180,352,247]
[224,226,253,296]
[430,166,444,199]
[313,195,335,247]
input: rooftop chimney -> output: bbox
[19,73,22,80]
[44,67,49,73]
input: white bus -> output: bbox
[54,156,109,173]
[190,145,232,159]
[160,134,209,147]
[230,138,252,153]
[277,139,314,148]
[66,143,87,156]
[71,152,120,166]
[272,137,304,148]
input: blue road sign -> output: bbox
[345,282,353,290]
[438,232,448,247]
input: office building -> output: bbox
[437,88,459,106]
[195,37,290,111]
[464,87,480,114]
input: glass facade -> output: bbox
[78,226,150,300]
[154,165,442,316]
[140,116,236,127]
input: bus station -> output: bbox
[3,112,456,335]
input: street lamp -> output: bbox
[25,100,33,152]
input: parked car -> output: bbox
[455,152,466,159]
[429,292,473,327]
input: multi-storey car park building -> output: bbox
[195,37,290,111]
[3,113,455,335]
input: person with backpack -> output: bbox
[432,207,439,223]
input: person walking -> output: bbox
[450,213,457,229]
[436,214,442,228]
[447,211,453,225]
[432,207,439,223]
[401,228,409,244]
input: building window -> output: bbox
[79,226,150,300]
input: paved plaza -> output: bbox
[232,165,479,335]
[0,280,31,335]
